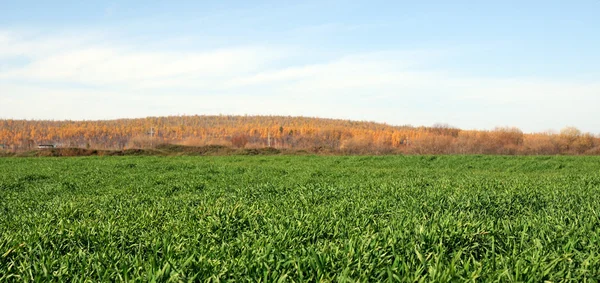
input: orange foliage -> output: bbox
[0,116,598,155]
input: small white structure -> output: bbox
[38,144,55,149]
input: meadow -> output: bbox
[1,155,599,281]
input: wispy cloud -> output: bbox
[1,28,599,133]
[0,31,283,89]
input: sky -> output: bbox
[0,0,599,133]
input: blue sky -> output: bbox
[1,0,599,133]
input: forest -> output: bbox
[0,115,599,155]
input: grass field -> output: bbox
[1,155,600,281]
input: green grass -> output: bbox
[1,155,600,281]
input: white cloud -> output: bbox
[0,31,283,89]
[1,28,599,133]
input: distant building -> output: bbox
[38,144,55,149]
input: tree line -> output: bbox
[0,115,598,155]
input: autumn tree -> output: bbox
[0,116,599,155]
[559,127,582,153]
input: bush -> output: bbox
[231,133,249,148]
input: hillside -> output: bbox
[1,115,599,155]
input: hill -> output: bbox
[1,115,599,155]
